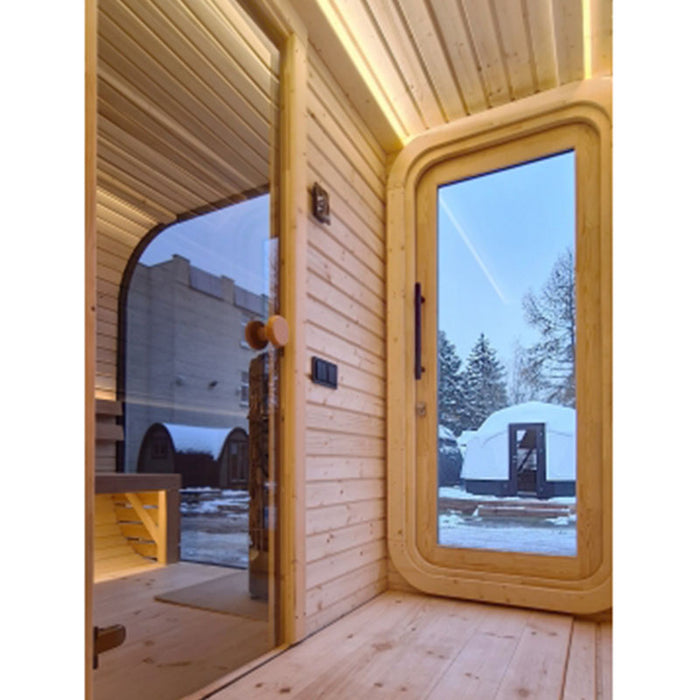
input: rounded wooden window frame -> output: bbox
[387,79,612,614]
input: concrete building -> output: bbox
[123,254,268,474]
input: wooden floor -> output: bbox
[210,591,611,699]
[93,562,272,700]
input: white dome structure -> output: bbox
[461,401,576,499]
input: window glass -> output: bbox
[436,152,577,556]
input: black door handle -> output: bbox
[415,283,425,380]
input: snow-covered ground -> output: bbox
[438,508,577,556]
[179,488,250,568]
[439,486,576,505]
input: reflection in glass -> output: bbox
[124,195,273,570]
[436,152,577,556]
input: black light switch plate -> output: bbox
[311,356,338,389]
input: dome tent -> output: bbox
[460,401,576,499]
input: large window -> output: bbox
[387,80,612,614]
[436,152,577,557]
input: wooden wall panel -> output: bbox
[303,46,388,635]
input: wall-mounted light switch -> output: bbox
[311,356,338,389]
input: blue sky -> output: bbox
[438,151,575,377]
[139,194,271,295]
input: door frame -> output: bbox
[386,78,612,614]
[85,0,309,694]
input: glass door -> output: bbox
[434,151,578,558]
[391,95,612,613]
[92,0,283,695]
[93,197,282,700]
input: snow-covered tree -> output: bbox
[463,333,508,430]
[438,330,468,435]
[520,248,576,407]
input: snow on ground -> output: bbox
[438,486,576,505]
[439,511,576,556]
[179,489,250,568]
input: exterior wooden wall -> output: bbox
[302,45,388,635]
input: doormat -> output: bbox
[155,570,268,621]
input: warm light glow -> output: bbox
[316,0,408,144]
[582,0,593,79]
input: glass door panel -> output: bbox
[93,0,281,695]
[435,152,577,557]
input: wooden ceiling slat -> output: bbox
[97,188,159,230]
[460,0,511,107]
[490,0,537,101]
[145,0,275,117]
[522,0,560,91]
[98,17,271,170]
[97,170,177,224]
[101,0,272,147]
[181,0,279,100]
[365,0,444,128]
[397,0,467,123]
[98,140,205,216]
[551,0,584,84]
[428,0,489,115]
[329,0,426,135]
[209,0,279,74]
[97,75,266,195]
[97,86,266,200]
[95,215,144,250]
[590,0,612,77]
[97,123,238,208]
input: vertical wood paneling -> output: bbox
[552,0,585,84]
[365,0,444,127]
[304,47,387,631]
[590,0,613,77]
[522,0,561,90]
[490,0,536,100]
[327,0,426,135]
[460,0,512,106]
[391,0,466,123]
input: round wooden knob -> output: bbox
[266,315,289,348]
[244,315,289,350]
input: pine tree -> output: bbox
[463,333,508,430]
[438,330,467,435]
[520,248,576,407]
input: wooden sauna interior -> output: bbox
[70,0,680,697]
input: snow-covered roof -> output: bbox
[475,401,575,438]
[159,423,235,459]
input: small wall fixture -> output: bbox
[312,182,331,224]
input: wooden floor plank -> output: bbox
[562,620,597,700]
[426,604,533,699]
[493,611,573,700]
[211,592,426,698]
[206,591,608,700]
[597,622,613,699]
[93,563,272,700]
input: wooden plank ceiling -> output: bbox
[96,0,279,235]
[307,0,612,147]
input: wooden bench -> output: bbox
[94,473,181,582]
